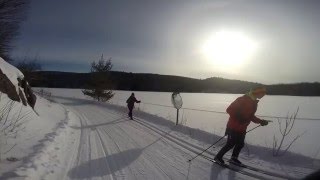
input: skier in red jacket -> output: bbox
[214,87,269,165]
[126,93,141,120]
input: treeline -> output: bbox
[29,71,320,96]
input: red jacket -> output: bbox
[226,95,262,133]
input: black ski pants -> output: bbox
[128,105,134,118]
[215,130,246,159]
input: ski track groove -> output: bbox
[95,128,116,180]
[81,107,120,180]
[61,109,82,180]
[123,120,190,171]
[99,127,136,180]
[133,118,288,180]
[85,106,141,180]
[72,106,116,180]
[131,118,271,179]
[98,108,216,175]
[89,106,170,180]
[113,121,174,180]
[56,100,262,180]
[80,106,257,179]
[127,118,213,175]
[71,109,86,171]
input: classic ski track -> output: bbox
[85,106,166,180]
[101,108,207,156]
[131,118,283,180]
[202,155,284,180]
[79,107,125,180]
[121,120,210,173]
[88,107,172,180]
[71,109,87,171]
[75,106,271,180]
[107,126,171,180]
[104,109,205,160]
[72,107,116,180]
[132,117,294,180]
[200,155,272,180]
[123,122,197,178]
[99,128,136,180]
[87,106,193,179]
[127,119,195,161]
[121,117,234,176]
[62,109,83,180]
[95,128,117,180]
[114,122,175,179]
[57,100,289,180]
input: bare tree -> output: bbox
[0,0,29,62]
[16,55,42,83]
[82,54,114,102]
[272,108,305,156]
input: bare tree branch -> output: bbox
[273,108,304,156]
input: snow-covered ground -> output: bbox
[0,87,318,179]
[41,88,320,159]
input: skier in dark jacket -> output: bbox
[126,93,141,120]
[214,86,269,165]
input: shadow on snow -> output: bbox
[68,148,142,179]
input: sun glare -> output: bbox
[201,30,258,68]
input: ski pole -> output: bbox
[188,135,226,162]
[245,124,261,134]
[245,119,273,134]
[188,124,264,162]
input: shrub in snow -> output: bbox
[272,108,305,156]
[0,93,30,159]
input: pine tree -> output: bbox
[82,54,114,101]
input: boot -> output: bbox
[214,156,225,164]
[230,157,242,165]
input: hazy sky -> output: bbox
[12,0,320,84]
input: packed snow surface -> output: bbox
[1,87,319,179]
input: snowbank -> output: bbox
[0,57,76,179]
[0,57,24,94]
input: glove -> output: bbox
[260,120,268,126]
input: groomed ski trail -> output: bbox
[26,96,282,180]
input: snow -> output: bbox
[0,57,24,94]
[42,88,320,158]
[1,84,319,179]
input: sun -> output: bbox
[201,30,258,68]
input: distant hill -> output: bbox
[29,71,320,96]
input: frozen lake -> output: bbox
[39,88,320,159]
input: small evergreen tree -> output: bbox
[82,54,114,102]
